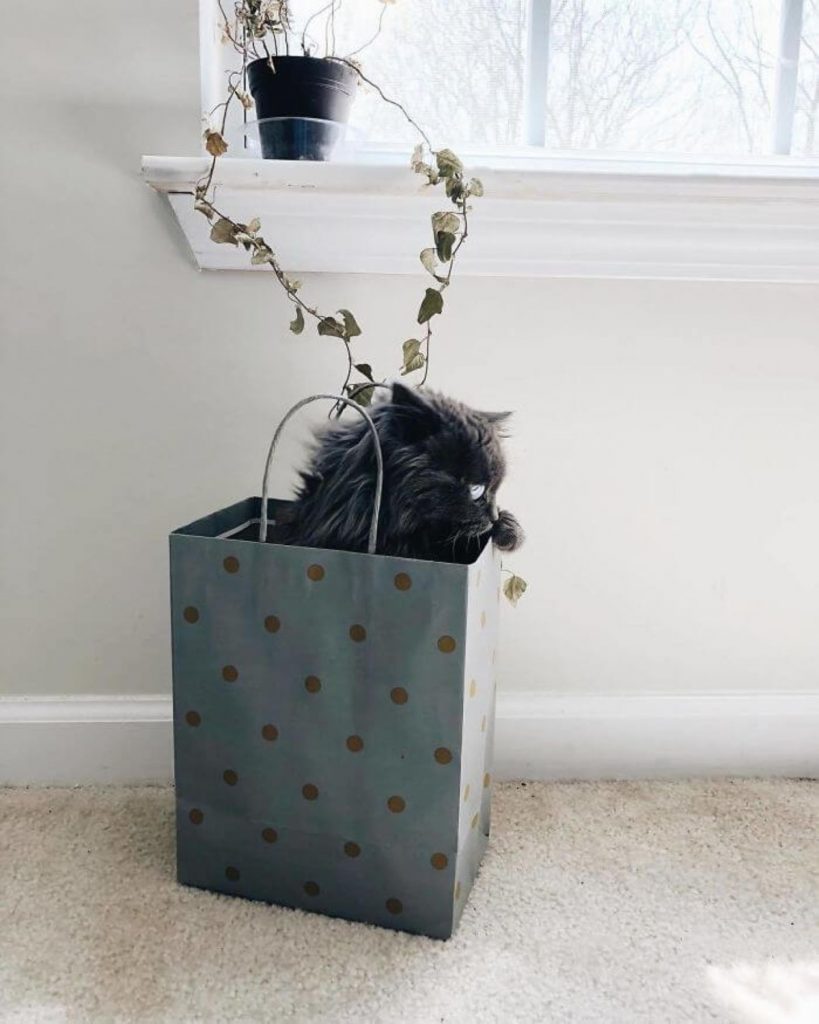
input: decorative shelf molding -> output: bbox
[142,155,819,282]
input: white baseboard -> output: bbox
[1,692,817,786]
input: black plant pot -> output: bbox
[246,56,357,161]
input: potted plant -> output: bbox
[218,0,386,161]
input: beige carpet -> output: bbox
[1,781,817,1024]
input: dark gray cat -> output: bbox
[275,383,523,562]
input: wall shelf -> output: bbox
[142,155,819,282]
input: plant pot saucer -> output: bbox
[228,117,365,162]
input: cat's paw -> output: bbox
[492,509,524,551]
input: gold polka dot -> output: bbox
[387,795,405,813]
[430,852,448,870]
[469,679,477,698]
[223,768,238,786]
[434,747,453,765]
[390,686,408,705]
[261,827,278,844]
[385,898,403,915]
[189,808,204,825]
[484,772,491,788]
[437,635,456,654]
[223,556,240,574]
[264,615,281,633]
[185,710,201,727]
[463,784,470,802]
[471,813,479,830]
[225,866,240,881]
[302,783,319,801]
[261,723,279,742]
[304,881,320,897]
[346,735,364,753]
[349,624,366,643]
[343,841,361,858]
[455,882,462,900]
[394,572,412,591]
[307,564,325,582]
[183,606,199,624]
[305,675,321,694]
[222,665,238,683]
[481,715,487,733]
[481,611,487,628]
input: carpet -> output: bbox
[1,781,816,1023]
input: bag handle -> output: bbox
[258,393,385,554]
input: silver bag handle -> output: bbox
[258,393,385,554]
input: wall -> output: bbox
[2,0,819,703]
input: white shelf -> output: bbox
[142,155,819,282]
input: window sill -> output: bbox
[142,155,819,282]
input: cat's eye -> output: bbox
[469,484,486,501]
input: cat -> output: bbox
[274,382,524,562]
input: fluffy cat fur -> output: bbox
[274,383,524,562]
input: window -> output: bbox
[306,0,818,158]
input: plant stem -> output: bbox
[338,60,433,150]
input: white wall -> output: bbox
[2,0,819,701]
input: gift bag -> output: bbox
[169,395,501,939]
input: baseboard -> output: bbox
[1,692,817,786]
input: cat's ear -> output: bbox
[480,410,512,425]
[390,382,441,439]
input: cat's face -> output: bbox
[382,384,509,548]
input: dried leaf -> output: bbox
[410,143,425,171]
[469,177,485,197]
[436,148,463,177]
[401,338,425,375]
[338,308,362,338]
[417,288,444,324]
[420,248,438,274]
[502,574,528,606]
[246,217,261,234]
[435,231,456,263]
[445,176,464,202]
[210,217,238,245]
[204,130,228,157]
[234,87,254,110]
[355,362,374,381]
[431,211,460,236]
[250,249,272,265]
[317,316,346,339]
[289,307,305,335]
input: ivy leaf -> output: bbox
[401,338,425,375]
[355,362,374,381]
[445,177,465,202]
[194,198,215,220]
[250,248,272,265]
[420,248,438,275]
[350,384,375,406]
[469,177,485,197]
[246,217,261,235]
[502,574,528,606]
[210,217,238,245]
[417,288,444,324]
[435,231,456,262]
[436,148,463,177]
[410,143,425,171]
[431,211,460,236]
[317,316,346,339]
[338,309,362,338]
[204,130,228,157]
[289,307,304,335]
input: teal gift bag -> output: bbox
[169,395,500,938]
